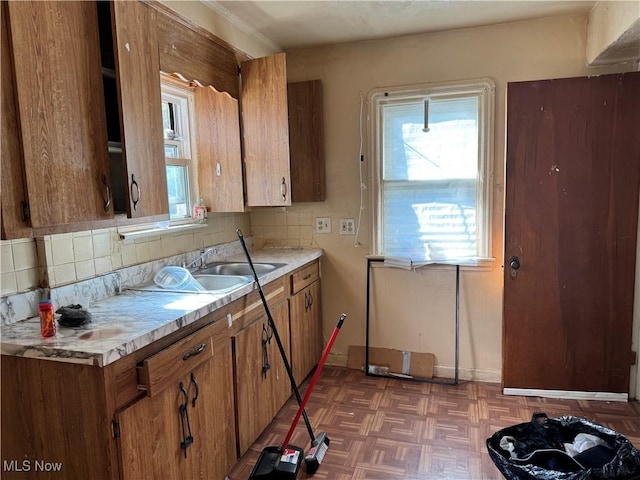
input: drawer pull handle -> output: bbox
[303,273,312,280]
[183,343,206,361]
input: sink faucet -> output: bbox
[183,247,217,270]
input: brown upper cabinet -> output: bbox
[154,6,293,209]
[4,1,113,232]
[240,53,292,207]
[107,1,168,219]
[2,1,297,240]
[1,3,31,240]
[194,83,245,213]
[288,80,326,202]
[1,1,167,239]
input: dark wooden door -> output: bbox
[503,72,640,393]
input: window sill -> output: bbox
[118,222,207,240]
[370,255,496,272]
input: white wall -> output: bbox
[277,15,636,382]
[587,1,640,65]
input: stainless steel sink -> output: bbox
[191,274,251,293]
[198,262,285,277]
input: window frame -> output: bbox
[369,78,496,265]
[160,77,198,221]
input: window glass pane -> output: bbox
[383,179,477,259]
[383,96,479,181]
[162,102,176,138]
[166,165,190,219]
[164,144,179,158]
[379,93,484,262]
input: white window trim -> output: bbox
[368,78,496,266]
[161,78,199,221]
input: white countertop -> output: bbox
[0,248,322,367]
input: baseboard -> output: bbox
[327,353,501,383]
[435,365,501,383]
[503,388,628,402]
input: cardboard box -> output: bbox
[347,345,434,379]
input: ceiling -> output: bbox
[206,1,597,50]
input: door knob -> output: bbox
[508,256,520,279]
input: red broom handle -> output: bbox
[281,313,346,450]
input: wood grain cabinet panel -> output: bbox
[240,53,292,207]
[232,299,291,455]
[289,261,323,385]
[1,315,235,480]
[288,80,326,202]
[195,85,244,213]
[2,0,168,237]
[0,3,31,239]
[118,323,236,480]
[112,0,168,219]
[6,1,112,229]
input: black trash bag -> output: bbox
[486,412,640,480]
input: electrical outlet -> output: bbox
[315,217,331,234]
[339,218,356,235]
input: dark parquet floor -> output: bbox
[227,366,640,480]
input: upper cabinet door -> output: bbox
[195,86,244,213]
[6,1,112,228]
[288,80,325,202]
[112,1,168,218]
[240,53,291,206]
[1,3,31,239]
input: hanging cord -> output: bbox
[354,90,366,247]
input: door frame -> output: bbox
[634,203,640,400]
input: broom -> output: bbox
[250,312,346,479]
[236,230,317,442]
[238,230,344,477]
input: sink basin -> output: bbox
[198,262,285,277]
[191,274,251,293]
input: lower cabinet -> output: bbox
[232,299,291,456]
[0,259,322,478]
[116,320,236,479]
[0,313,236,480]
[289,261,323,385]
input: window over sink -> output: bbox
[161,78,198,220]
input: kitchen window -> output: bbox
[161,80,198,220]
[369,79,495,265]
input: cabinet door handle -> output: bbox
[101,174,112,212]
[182,342,206,361]
[308,292,313,308]
[280,177,287,201]
[304,291,309,311]
[189,372,199,408]
[130,174,140,211]
[178,381,193,457]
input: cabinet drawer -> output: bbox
[137,322,223,397]
[290,261,319,294]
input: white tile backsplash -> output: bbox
[92,232,111,258]
[51,234,74,265]
[72,235,94,262]
[11,239,37,270]
[1,242,15,272]
[0,213,253,323]
[75,259,96,280]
